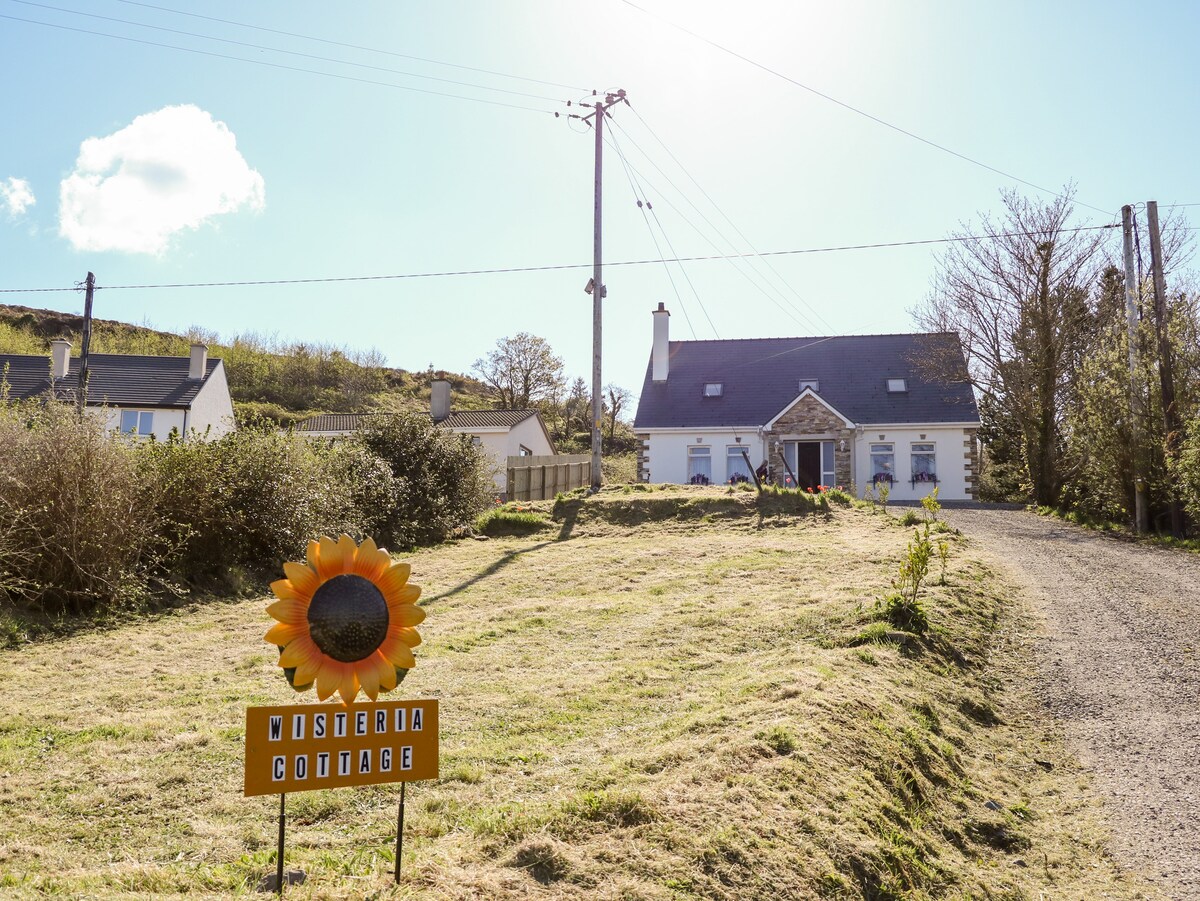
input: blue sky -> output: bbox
[2,1,1198,398]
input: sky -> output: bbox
[2,0,1199,400]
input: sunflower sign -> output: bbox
[243,535,438,889]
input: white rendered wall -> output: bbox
[644,430,768,484]
[504,416,555,458]
[853,426,972,501]
[100,407,186,440]
[187,361,236,439]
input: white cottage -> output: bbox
[0,341,235,440]
[633,304,981,501]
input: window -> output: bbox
[469,435,482,447]
[799,378,819,393]
[870,442,895,485]
[703,382,723,397]
[119,410,154,436]
[519,445,532,456]
[886,378,907,393]
[726,445,752,484]
[821,441,836,487]
[911,442,937,484]
[688,446,712,484]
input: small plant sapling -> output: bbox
[937,539,950,585]
[921,486,941,522]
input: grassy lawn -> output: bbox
[0,488,1155,899]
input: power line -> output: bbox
[0,224,1124,295]
[619,0,1113,217]
[615,112,836,332]
[10,0,566,103]
[0,13,562,114]
[113,0,588,92]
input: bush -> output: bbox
[0,402,159,613]
[356,414,493,549]
[475,507,550,537]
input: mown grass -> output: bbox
[0,486,1151,899]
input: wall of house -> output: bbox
[853,426,976,501]
[764,393,855,487]
[100,407,186,440]
[186,361,236,439]
[504,416,555,459]
[641,430,768,485]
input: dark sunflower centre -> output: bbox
[307,574,390,663]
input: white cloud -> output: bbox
[1,177,36,217]
[59,104,265,254]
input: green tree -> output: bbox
[473,333,565,410]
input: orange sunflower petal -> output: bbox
[315,660,343,702]
[337,534,357,569]
[316,536,346,581]
[377,563,412,597]
[387,625,422,648]
[270,579,307,603]
[388,604,426,627]
[283,562,319,596]
[278,636,321,670]
[381,638,416,670]
[337,667,359,705]
[305,539,321,571]
[267,598,308,625]
[292,650,322,688]
[265,622,306,646]
[373,651,398,692]
[352,538,391,581]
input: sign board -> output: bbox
[244,699,438,797]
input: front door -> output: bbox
[781,441,823,490]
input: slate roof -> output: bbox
[633,332,978,429]
[0,352,221,408]
[296,409,539,432]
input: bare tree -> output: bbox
[604,383,632,442]
[473,333,565,410]
[915,188,1105,505]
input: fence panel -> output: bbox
[506,454,591,501]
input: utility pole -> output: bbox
[581,90,626,491]
[1145,201,1185,538]
[77,271,95,418]
[1120,207,1148,533]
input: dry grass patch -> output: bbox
[0,488,1158,899]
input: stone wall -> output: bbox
[963,427,980,500]
[764,394,854,487]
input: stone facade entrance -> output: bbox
[764,394,854,488]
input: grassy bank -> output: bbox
[0,489,1150,898]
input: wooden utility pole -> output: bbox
[581,90,626,491]
[77,271,95,418]
[1120,207,1148,533]
[1145,201,1185,538]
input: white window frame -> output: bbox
[687,445,712,484]
[886,378,907,393]
[726,445,752,484]
[703,382,723,397]
[869,442,895,485]
[798,378,819,393]
[911,442,937,485]
[119,409,155,436]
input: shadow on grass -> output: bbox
[423,503,581,606]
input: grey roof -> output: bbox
[0,352,220,408]
[296,409,539,432]
[633,332,978,429]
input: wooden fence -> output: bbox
[506,454,591,501]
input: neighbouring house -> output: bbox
[294,380,557,493]
[633,303,982,501]
[0,340,235,440]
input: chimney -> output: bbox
[188,344,208,380]
[50,339,71,381]
[430,379,451,422]
[652,302,670,382]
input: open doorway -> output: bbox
[780,441,823,490]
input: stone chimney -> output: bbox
[652,302,670,382]
[188,344,207,380]
[50,339,71,381]
[430,379,451,422]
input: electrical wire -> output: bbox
[113,0,588,92]
[10,0,566,103]
[0,224,1124,295]
[615,112,836,332]
[0,13,562,114]
[618,0,1113,217]
[605,127,700,339]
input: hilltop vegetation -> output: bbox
[0,303,496,426]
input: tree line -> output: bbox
[917,188,1199,536]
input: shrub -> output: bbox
[899,509,922,527]
[356,414,494,549]
[475,508,550,537]
[877,525,934,633]
[0,402,159,613]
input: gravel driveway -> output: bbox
[945,509,1200,899]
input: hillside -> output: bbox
[0,491,1152,899]
[0,303,497,425]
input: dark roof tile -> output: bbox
[0,352,220,408]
